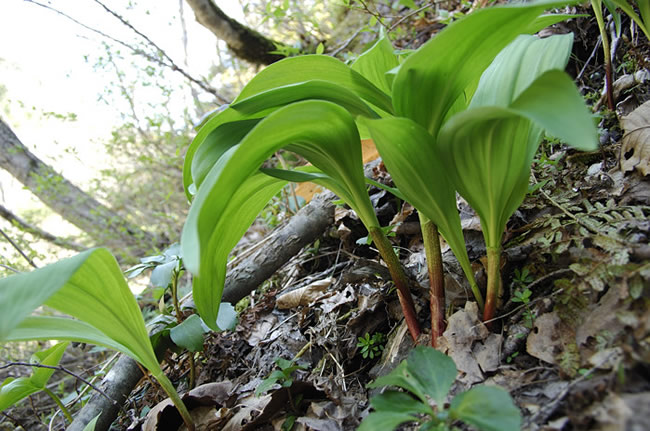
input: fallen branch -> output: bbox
[68,191,335,430]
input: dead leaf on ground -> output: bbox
[527,312,575,367]
[438,302,494,384]
[620,99,650,176]
[143,381,234,431]
[276,278,332,309]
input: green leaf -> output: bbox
[468,34,574,109]
[234,55,393,115]
[438,36,597,249]
[361,116,479,301]
[231,80,380,119]
[183,107,252,198]
[0,249,157,370]
[82,414,100,431]
[370,390,435,416]
[316,42,324,54]
[0,342,68,411]
[368,361,428,404]
[191,118,261,190]
[407,346,457,407]
[351,35,399,94]
[186,172,288,329]
[6,316,137,355]
[170,314,205,352]
[150,260,177,288]
[358,411,419,431]
[182,101,379,330]
[216,302,237,331]
[449,385,521,431]
[255,370,287,396]
[392,0,580,135]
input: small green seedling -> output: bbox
[359,346,521,431]
[357,332,386,359]
[511,267,535,328]
[255,358,307,396]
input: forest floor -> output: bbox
[2,3,649,431]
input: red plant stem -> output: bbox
[421,216,445,347]
[369,227,421,341]
[483,246,501,329]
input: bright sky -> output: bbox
[0,0,244,211]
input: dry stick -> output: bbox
[24,0,228,104]
[0,227,37,268]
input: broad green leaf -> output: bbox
[150,260,177,288]
[449,385,521,431]
[370,390,435,416]
[0,249,160,382]
[367,361,428,404]
[0,249,192,428]
[523,13,588,34]
[182,101,378,329]
[189,172,287,328]
[6,317,137,356]
[234,55,394,115]
[170,314,205,352]
[393,0,580,135]
[358,411,419,431]
[191,119,261,190]
[468,34,574,109]
[0,342,68,411]
[0,251,88,341]
[261,167,358,208]
[362,116,479,298]
[231,80,380,119]
[509,70,599,152]
[183,107,252,198]
[216,302,237,331]
[351,35,399,94]
[439,109,536,248]
[407,346,457,407]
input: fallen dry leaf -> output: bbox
[276,278,332,309]
[620,99,650,176]
[527,312,574,366]
[438,302,492,384]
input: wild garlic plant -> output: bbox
[181,0,596,341]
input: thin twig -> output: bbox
[0,262,21,273]
[0,362,127,416]
[388,2,436,32]
[24,0,228,103]
[0,227,37,268]
[330,27,363,57]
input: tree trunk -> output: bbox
[0,118,162,260]
[185,0,285,65]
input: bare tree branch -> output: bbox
[0,203,85,252]
[23,0,229,104]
